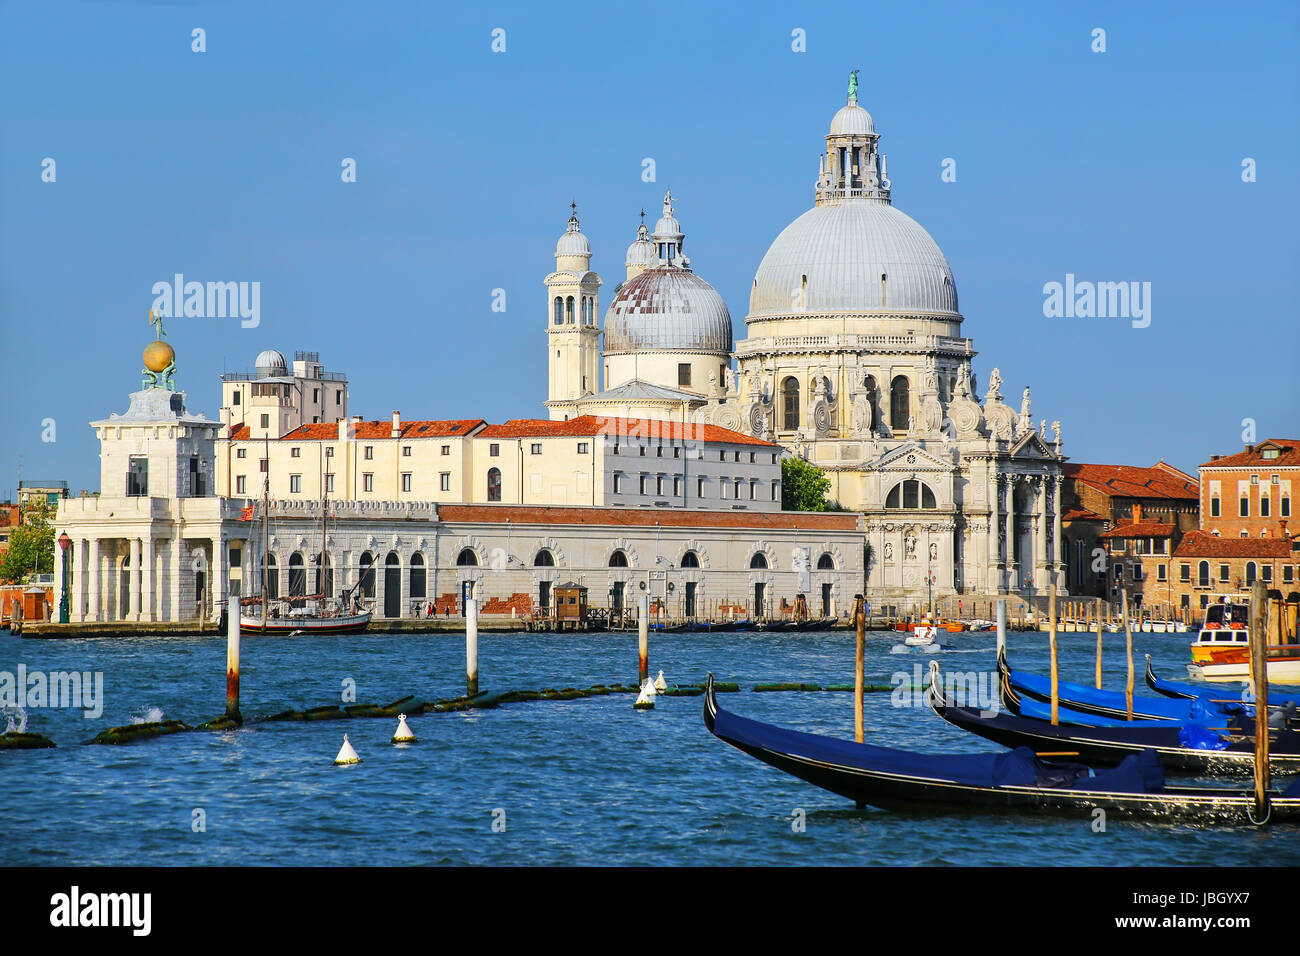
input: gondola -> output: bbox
[700,674,1300,823]
[998,648,1244,723]
[1145,655,1300,709]
[929,665,1300,774]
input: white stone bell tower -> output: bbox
[544,204,602,420]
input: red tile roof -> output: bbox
[436,504,860,532]
[477,415,779,447]
[1061,508,1106,522]
[1201,439,1300,469]
[1099,521,1176,540]
[1172,531,1294,559]
[1062,462,1199,501]
[283,419,485,440]
[229,424,250,440]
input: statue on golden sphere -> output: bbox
[141,309,176,390]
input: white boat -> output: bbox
[1190,595,1250,665]
[1191,655,1300,685]
[905,622,939,646]
[966,619,995,632]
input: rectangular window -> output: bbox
[1251,474,1259,485]
[363,473,374,492]
[673,446,680,459]
[439,473,450,492]
[531,443,542,455]
[749,452,756,463]
[289,474,301,494]
[232,392,241,405]
[489,444,500,457]
[260,414,269,428]
[772,482,779,502]
[290,447,300,458]
[1180,563,1190,582]
[1240,496,1249,517]
[698,476,706,497]
[1219,564,1230,581]
[678,363,691,387]
[236,448,247,459]
[235,475,246,495]
[325,474,335,493]
[402,446,412,457]
[1261,496,1271,517]
[613,473,622,494]
[313,387,319,404]
[325,447,334,458]
[656,445,663,457]
[673,476,681,496]
[750,480,758,500]
[734,451,741,462]
[441,445,450,456]
[578,442,589,454]
[719,451,725,462]
[734,478,743,499]
[1131,564,1141,581]
[401,473,412,493]
[639,476,648,495]
[1283,497,1291,517]
[1210,497,1220,517]
[335,389,342,404]
[259,459,268,473]
[1285,565,1294,584]
[639,446,646,457]
[364,446,374,460]
[1157,564,1167,582]
[1262,565,1273,583]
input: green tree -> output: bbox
[781,457,831,512]
[0,499,55,583]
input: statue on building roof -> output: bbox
[141,308,177,391]
[847,69,859,103]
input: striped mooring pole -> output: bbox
[225,593,242,724]
[466,597,479,697]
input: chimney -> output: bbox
[1131,502,1142,524]
[1210,455,1220,461]
[337,418,347,442]
[1246,444,1256,454]
[391,410,401,439]
[1282,519,1290,540]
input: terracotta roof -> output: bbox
[277,420,485,440]
[1061,508,1106,522]
[1173,531,1294,559]
[1099,521,1176,540]
[229,424,250,440]
[1201,439,1300,469]
[1062,462,1199,501]
[436,504,860,532]
[477,415,779,447]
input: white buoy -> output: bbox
[654,669,668,692]
[334,733,361,765]
[391,713,416,744]
[634,684,655,710]
[643,676,660,696]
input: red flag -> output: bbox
[238,505,255,521]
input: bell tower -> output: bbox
[544,204,602,420]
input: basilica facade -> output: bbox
[546,79,1068,604]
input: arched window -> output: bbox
[863,375,879,431]
[885,480,937,510]
[358,550,375,599]
[565,296,575,324]
[288,552,306,597]
[609,550,628,568]
[680,550,699,568]
[890,376,910,431]
[817,553,835,570]
[750,552,769,570]
[553,297,563,326]
[781,377,800,431]
[410,552,426,599]
[1197,561,1210,587]
[1245,562,1257,585]
[487,467,502,502]
[534,549,555,567]
[456,548,478,567]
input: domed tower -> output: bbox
[602,191,733,397]
[545,204,602,419]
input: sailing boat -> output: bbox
[240,440,372,635]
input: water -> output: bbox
[2,627,1297,865]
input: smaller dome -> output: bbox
[625,222,655,268]
[830,102,874,136]
[255,349,287,373]
[555,210,590,258]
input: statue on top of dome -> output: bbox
[847,69,859,103]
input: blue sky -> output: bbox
[1,0,1296,497]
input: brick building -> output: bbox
[1198,439,1297,539]
[1168,532,1297,614]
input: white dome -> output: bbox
[830,102,874,135]
[555,214,590,257]
[255,349,287,373]
[748,200,958,318]
[604,269,732,353]
[626,226,656,268]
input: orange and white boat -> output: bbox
[1189,595,1249,664]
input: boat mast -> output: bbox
[261,435,269,627]
[320,445,328,612]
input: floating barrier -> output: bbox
[0,732,56,749]
[90,720,190,745]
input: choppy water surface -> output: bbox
[2,627,1296,866]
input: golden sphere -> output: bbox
[143,340,175,373]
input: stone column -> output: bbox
[129,537,142,621]
[71,538,85,621]
[988,469,1000,579]
[212,535,226,620]
[1036,476,1048,591]
[141,535,154,622]
[88,538,101,622]
[1052,475,1063,588]
[1005,477,1016,587]
[170,534,183,622]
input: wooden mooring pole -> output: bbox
[853,594,865,744]
[1121,588,1134,720]
[225,593,241,724]
[638,593,650,686]
[1049,583,1059,726]
[1250,581,1271,820]
[466,597,479,697]
[1094,597,1104,689]
[996,598,1006,658]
